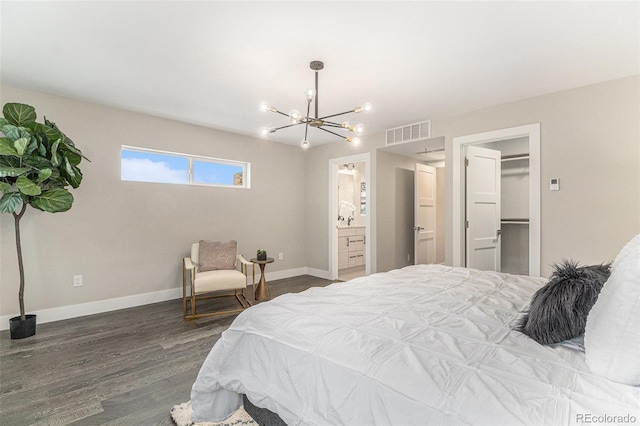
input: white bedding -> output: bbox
[191,265,640,425]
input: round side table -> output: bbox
[250,257,274,301]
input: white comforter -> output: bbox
[191,265,640,425]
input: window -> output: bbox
[121,146,250,188]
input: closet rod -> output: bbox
[501,154,529,162]
[501,218,529,225]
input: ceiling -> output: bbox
[1,1,638,148]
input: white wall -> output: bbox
[376,151,418,272]
[440,75,640,277]
[3,75,638,323]
[304,76,639,278]
[0,86,308,320]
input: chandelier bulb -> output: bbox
[260,102,272,112]
[289,109,302,123]
[355,102,372,113]
[300,139,310,150]
[341,121,350,129]
[346,136,361,145]
[306,89,316,101]
[353,123,365,136]
[259,127,270,138]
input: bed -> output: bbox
[190,262,640,425]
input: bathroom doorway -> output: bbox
[329,153,371,281]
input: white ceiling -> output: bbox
[1,1,638,147]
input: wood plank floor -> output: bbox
[0,275,335,425]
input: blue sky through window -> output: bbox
[121,149,189,184]
[193,161,243,185]
[121,147,246,187]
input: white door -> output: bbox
[465,146,501,271]
[414,163,437,264]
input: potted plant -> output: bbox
[257,250,267,261]
[0,103,88,339]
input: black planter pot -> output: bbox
[9,314,36,339]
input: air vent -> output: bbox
[385,120,431,145]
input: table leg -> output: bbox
[254,263,270,301]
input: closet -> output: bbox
[500,152,530,275]
[473,137,530,275]
[457,123,540,277]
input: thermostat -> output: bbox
[550,178,560,191]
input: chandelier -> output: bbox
[259,60,372,150]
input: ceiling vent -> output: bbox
[385,120,431,146]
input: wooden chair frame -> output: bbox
[182,255,254,320]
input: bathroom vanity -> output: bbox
[338,226,366,270]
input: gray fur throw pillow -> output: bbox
[515,260,610,345]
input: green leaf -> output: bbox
[24,137,39,155]
[0,138,18,156]
[63,149,82,166]
[0,191,23,213]
[22,155,52,170]
[30,188,73,212]
[37,168,52,182]
[61,157,83,188]
[16,176,41,196]
[37,139,47,156]
[0,166,30,177]
[14,137,29,156]
[2,103,36,126]
[28,122,62,146]
[50,139,61,166]
[2,125,33,142]
[0,181,11,193]
[0,154,20,168]
[61,138,89,162]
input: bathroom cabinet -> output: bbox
[338,227,366,270]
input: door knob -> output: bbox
[414,226,424,231]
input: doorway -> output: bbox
[452,123,541,276]
[329,153,371,281]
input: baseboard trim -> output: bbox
[0,287,184,331]
[0,267,333,331]
[304,267,333,280]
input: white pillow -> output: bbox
[584,234,640,385]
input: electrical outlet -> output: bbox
[278,252,284,261]
[73,275,83,287]
[407,253,411,262]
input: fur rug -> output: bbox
[171,401,257,426]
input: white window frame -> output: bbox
[121,145,251,189]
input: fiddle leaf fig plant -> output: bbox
[0,102,89,321]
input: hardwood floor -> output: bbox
[0,275,335,425]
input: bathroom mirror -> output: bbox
[337,162,366,225]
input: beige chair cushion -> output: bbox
[197,240,237,272]
[194,269,246,293]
